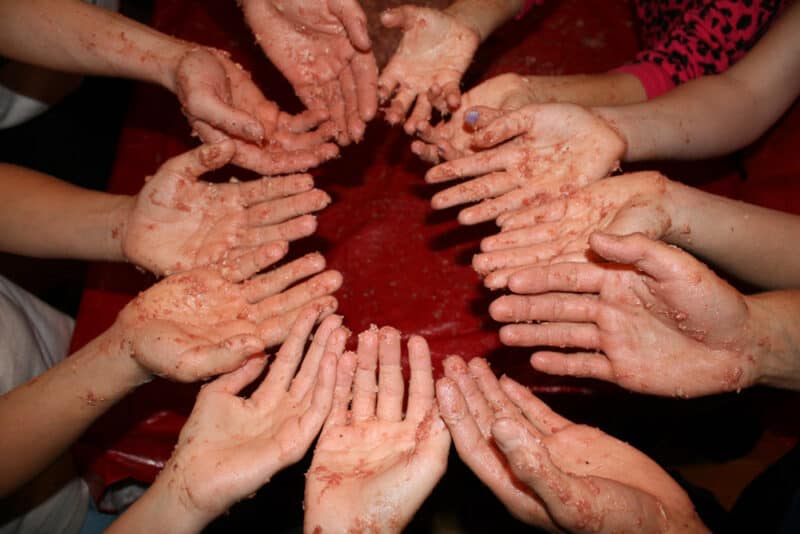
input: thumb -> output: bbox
[160,141,236,182]
[331,0,372,50]
[589,231,684,282]
[469,107,529,149]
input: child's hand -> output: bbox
[379,5,479,133]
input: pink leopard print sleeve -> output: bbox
[614,0,783,99]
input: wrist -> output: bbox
[109,194,135,263]
[445,0,516,42]
[749,292,800,390]
[159,39,198,94]
[102,321,153,389]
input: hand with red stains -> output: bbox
[117,250,342,383]
[122,141,331,278]
[411,73,538,163]
[474,172,674,289]
[436,356,709,533]
[378,5,479,133]
[239,0,378,145]
[304,327,450,533]
[110,311,348,533]
[490,232,765,398]
[424,103,626,225]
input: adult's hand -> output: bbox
[490,232,760,398]
[240,0,378,145]
[305,327,450,533]
[436,356,709,532]
[424,103,625,225]
[174,47,339,174]
[475,172,673,288]
[117,250,341,382]
[110,311,348,533]
[123,141,330,278]
[378,5,479,133]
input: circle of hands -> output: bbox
[108,3,761,531]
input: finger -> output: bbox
[246,189,331,226]
[352,50,379,123]
[405,335,434,422]
[489,294,601,324]
[242,214,318,245]
[250,270,343,321]
[458,187,558,226]
[385,88,417,125]
[472,244,560,277]
[498,376,571,435]
[217,240,289,282]
[185,86,265,144]
[471,107,532,148]
[507,262,607,295]
[377,68,400,106]
[231,140,339,175]
[497,198,569,230]
[254,307,321,401]
[161,141,236,180]
[463,106,509,132]
[352,327,379,421]
[379,6,410,30]
[339,63,365,142]
[405,95,433,135]
[329,0,371,51]
[499,323,601,349]
[482,220,567,253]
[530,351,613,382]
[467,358,522,423]
[431,171,519,210]
[483,265,529,291]
[440,81,461,111]
[327,350,358,428]
[278,108,330,134]
[376,326,404,422]
[300,81,349,146]
[290,315,344,399]
[425,150,508,184]
[442,356,494,438]
[242,252,326,303]
[410,139,441,164]
[174,333,267,382]
[202,354,268,396]
[296,350,338,445]
[589,232,685,282]
[256,296,338,348]
[237,173,314,205]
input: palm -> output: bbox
[425,103,626,225]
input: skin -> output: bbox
[305,327,451,533]
[123,140,331,278]
[240,0,379,145]
[476,171,800,290]
[490,232,800,397]
[436,356,709,533]
[423,103,625,225]
[0,0,335,173]
[110,311,349,533]
[0,252,339,497]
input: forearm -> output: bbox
[594,2,800,161]
[0,0,191,92]
[520,72,647,107]
[0,322,149,497]
[748,290,800,391]
[0,164,133,261]
[445,0,522,42]
[663,180,800,289]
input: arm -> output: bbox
[594,1,800,161]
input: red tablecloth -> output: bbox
[70,0,800,492]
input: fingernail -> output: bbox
[465,110,479,126]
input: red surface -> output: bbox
[70,0,800,491]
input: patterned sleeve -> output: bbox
[613,0,783,99]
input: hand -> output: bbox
[117,250,341,382]
[490,232,761,398]
[129,310,348,531]
[424,103,626,225]
[305,327,450,533]
[174,47,339,174]
[436,356,709,533]
[378,5,479,133]
[411,73,536,163]
[474,172,673,289]
[240,0,378,145]
[123,141,330,278]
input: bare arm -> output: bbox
[594,1,800,161]
[444,0,522,42]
